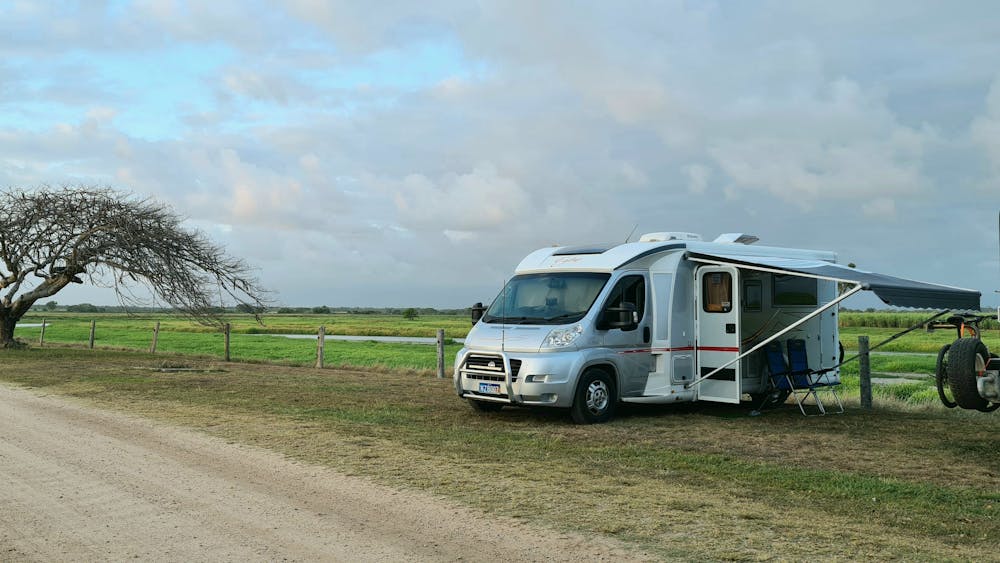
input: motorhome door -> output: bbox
[696,266,741,403]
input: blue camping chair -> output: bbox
[763,339,843,415]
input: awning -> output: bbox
[687,251,981,311]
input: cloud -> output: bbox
[2,2,1000,307]
[971,75,1000,178]
[861,197,896,218]
[387,163,529,234]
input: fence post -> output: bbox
[316,325,325,369]
[224,323,231,362]
[436,329,445,379]
[150,321,160,353]
[39,318,46,346]
[859,335,872,409]
[88,319,96,349]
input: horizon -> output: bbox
[2,3,999,310]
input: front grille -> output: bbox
[510,359,522,382]
[462,354,524,383]
[462,353,509,382]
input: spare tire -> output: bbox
[947,338,989,410]
[936,344,956,408]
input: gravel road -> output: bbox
[0,383,647,562]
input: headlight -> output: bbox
[542,324,583,348]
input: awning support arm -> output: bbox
[836,309,950,369]
[685,284,864,390]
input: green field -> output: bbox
[15,311,1000,408]
[15,312,468,373]
[0,347,996,560]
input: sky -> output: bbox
[1,0,999,309]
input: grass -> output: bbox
[19,311,474,337]
[15,313,464,372]
[0,347,997,561]
[841,311,999,330]
[14,312,1000,406]
[840,326,1000,354]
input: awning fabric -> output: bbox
[687,252,981,311]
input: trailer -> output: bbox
[454,232,984,423]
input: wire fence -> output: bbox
[26,318,456,377]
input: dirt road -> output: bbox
[0,383,647,562]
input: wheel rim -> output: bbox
[585,380,609,414]
[975,353,986,377]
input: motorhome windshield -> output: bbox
[482,272,611,325]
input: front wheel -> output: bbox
[570,369,616,424]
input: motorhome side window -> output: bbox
[604,275,646,321]
[703,272,732,313]
[773,274,818,307]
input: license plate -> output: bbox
[479,382,501,395]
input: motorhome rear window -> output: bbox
[773,274,818,306]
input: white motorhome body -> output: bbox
[454,233,981,422]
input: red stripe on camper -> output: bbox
[697,346,740,352]
[620,346,697,354]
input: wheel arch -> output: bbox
[578,361,620,401]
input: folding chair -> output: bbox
[785,338,844,416]
[754,341,796,412]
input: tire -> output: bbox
[468,399,504,413]
[946,338,989,411]
[981,354,1000,413]
[750,388,791,410]
[935,344,957,408]
[570,369,616,424]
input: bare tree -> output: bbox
[0,186,267,348]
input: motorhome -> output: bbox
[454,232,981,423]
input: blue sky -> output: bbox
[1,1,998,308]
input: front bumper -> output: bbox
[454,349,580,408]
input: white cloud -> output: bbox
[2,2,1000,307]
[389,163,530,233]
[861,197,896,218]
[971,75,1000,177]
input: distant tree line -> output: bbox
[32,303,470,316]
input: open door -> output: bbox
[696,266,741,403]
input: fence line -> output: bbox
[150,321,160,353]
[29,319,450,374]
[316,325,325,368]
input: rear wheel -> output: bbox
[750,388,791,410]
[946,338,989,411]
[570,369,616,424]
[935,344,956,408]
[468,399,504,413]
[982,354,1000,413]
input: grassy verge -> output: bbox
[18,312,473,337]
[839,326,1000,354]
[15,318,463,372]
[1,348,997,561]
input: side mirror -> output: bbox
[600,302,638,331]
[470,302,486,325]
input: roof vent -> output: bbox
[639,232,702,243]
[713,233,759,245]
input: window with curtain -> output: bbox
[703,272,732,313]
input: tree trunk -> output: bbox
[0,310,21,348]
